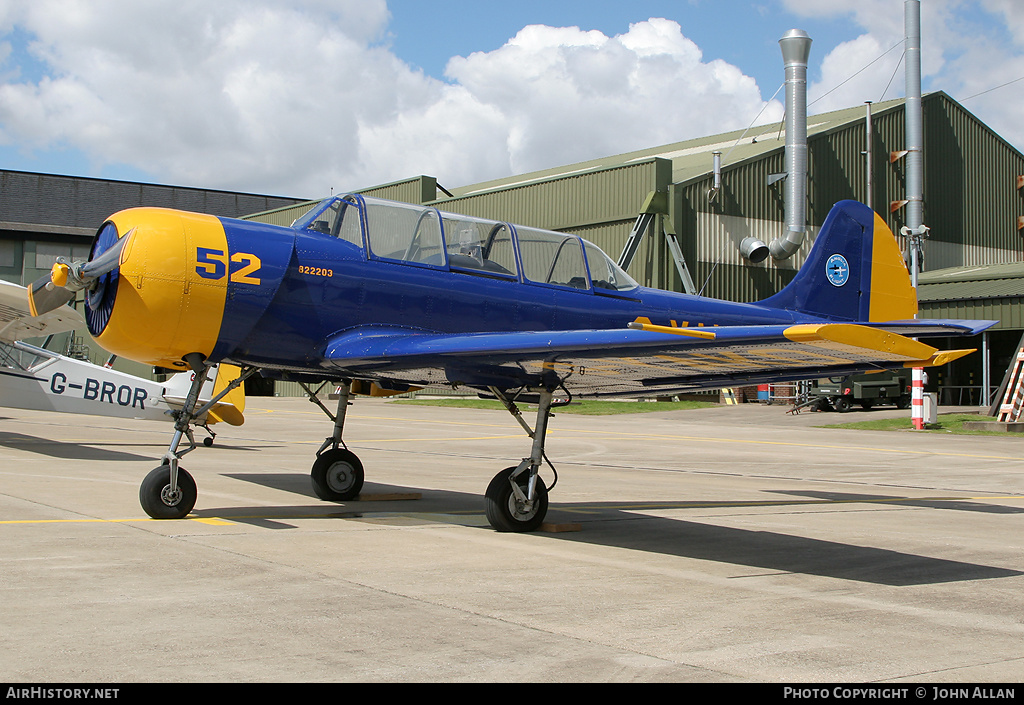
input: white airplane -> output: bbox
[1,278,245,445]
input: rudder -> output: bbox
[758,200,917,322]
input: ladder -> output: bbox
[996,344,1024,422]
[987,329,1024,422]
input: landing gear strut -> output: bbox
[139,355,259,519]
[140,353,208,519]
[303,380,364,501]
[484,387,558,532]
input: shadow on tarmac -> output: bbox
[0,432,274,461]
[0,431,155,461]
[211,473,1023,588]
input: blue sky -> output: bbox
[0,1,1020,198]
[385,1,851,97]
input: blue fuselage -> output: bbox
[220,221,801,374]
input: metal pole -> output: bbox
[905,0,927,430]
[982,331,991,407]
[864,101,873,210]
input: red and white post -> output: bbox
[912,367,925,429]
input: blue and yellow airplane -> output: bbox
[28,194,991,530]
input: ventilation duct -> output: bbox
[769,29,812,261]
[740,237,769,263]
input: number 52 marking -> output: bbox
[196,248,262,284]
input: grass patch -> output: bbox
[388,398,718,415]
[819,412,1017,436]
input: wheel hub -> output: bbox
[507,492,537,521]
[159,484,183,507]
[327,463,355,492]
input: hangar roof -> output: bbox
[451,96,910,196]
[918,262,1024,302]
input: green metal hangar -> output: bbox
[252,91,1022,405]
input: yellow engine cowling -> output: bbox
[91,208,231,369]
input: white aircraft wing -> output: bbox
[0,279,84,343]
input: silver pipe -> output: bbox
[905,0,927,430]
[740,237,769,263]
[769,29,812,261]
[905,0,924,246]
[865,101,874,210]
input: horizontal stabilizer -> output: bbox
[872,319,995,337]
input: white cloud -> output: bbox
[8,2,1017,200]
[0,5,780,197]
[444,19,779,175]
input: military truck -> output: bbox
[809,369,912,412]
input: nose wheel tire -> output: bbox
[311,448,364,501]
[140,465,197,519]
[485,466,548,532]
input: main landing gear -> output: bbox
[483,387,558,532]
[138,354,258,519]
[302,380,365,501]
[301,380,559,532]
[141,367,559,533]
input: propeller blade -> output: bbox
[27,273,75,317]
[80,231,130,279]
[26,227,131,317]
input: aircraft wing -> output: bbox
[0,279,84,343]
[319,321,988,397]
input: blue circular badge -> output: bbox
[825,254,850,287]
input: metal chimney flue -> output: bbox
[769,29,812,261]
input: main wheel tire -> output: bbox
[311,448,364,501]
[485,466,548,533]
[859,399,874,410]
[140,465,197,519]
[834,396,852,413]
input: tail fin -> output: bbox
[758,200,917,322]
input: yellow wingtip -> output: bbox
[904,349,976,368]
[784,323,937,360]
